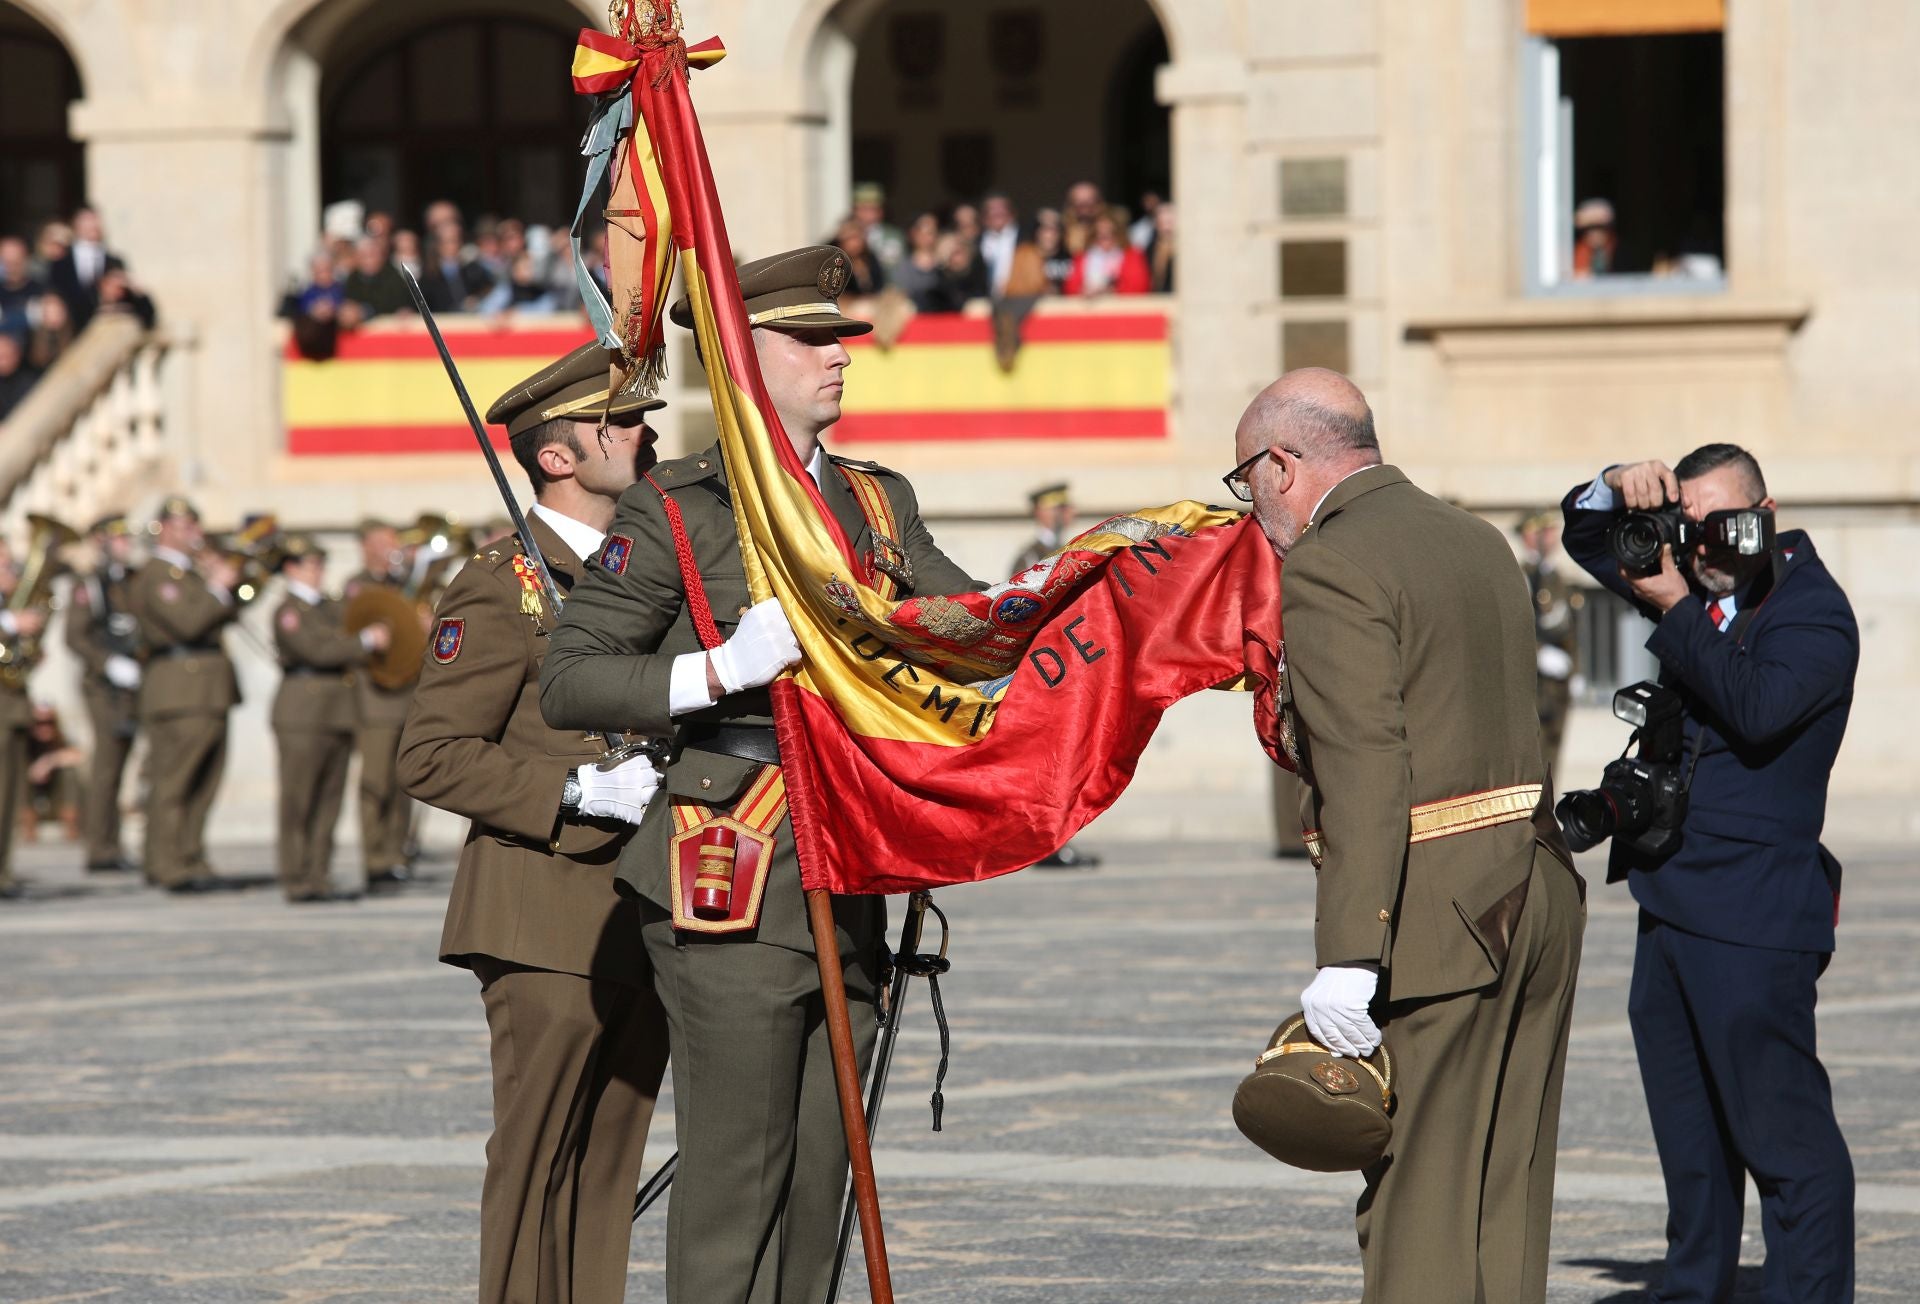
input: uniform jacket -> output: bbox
[270,595,362,733]
[128,557,238,718]
[398,514,643,985]
[1561,488,1857,952]
[64,563,139,688]
[344,569,416,727]
[540,444,979,955]
[1285,466,1577,1002]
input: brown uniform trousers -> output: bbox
[272,596,364,900]
[63,567,140,866]
[397,515,666,1304]
[1280,466,1585,1304]
[128,557,239,888]
[346,570,416,875]
[540,448,979,1304]
[0,678,30,891]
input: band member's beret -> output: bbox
[486,342,667,440]
[669,245,873,337]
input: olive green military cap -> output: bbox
[669,245,873,337]
[89,513,131,537]
[485,341,667,440]
[276,532,322,569]
[155,495,200,523]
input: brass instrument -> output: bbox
[399,511,477,605]
[344,584,430,692]
[203,514,282,605]
[0,514,81,689]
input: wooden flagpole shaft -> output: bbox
[807,888,894,1304]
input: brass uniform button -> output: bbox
[698,459,710,470]
[737,605,749,616]
[1378,910,1391,923]
[699,777,712,790]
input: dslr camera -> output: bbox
[1556,681,1690,858]
[1609,503,1776,576]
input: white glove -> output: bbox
[104,655,142,690]
[1301,963,1382,1058]
[706,598,802,695]
[1536,644,1574,681]
[574,752,661,826]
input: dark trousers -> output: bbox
[1629,914,1854,1303]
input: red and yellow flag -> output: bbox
[582,1,1287,894]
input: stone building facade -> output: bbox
[1,0,1913,842]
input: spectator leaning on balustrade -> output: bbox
[1560,445,1857,1304]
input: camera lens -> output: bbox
[1609,513,1667,573]
[1556,789,1619,852]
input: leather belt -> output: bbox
[1302,782,1544,869]
[159,645,220,658]
[680,722,781,767]
[280,666,340,677]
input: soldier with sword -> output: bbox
[395,289,672,1303]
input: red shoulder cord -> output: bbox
[645,473,724,650]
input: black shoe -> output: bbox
[165,876,219,895]
[367,865,413,887]
[0,882,27,901]
[87,857,136,874]
[288,890,362,904]
[1033,842,1102,870]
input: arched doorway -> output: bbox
[0,2,83,240]
[836,0,1169,227]
[320,10,587,230]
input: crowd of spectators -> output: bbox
[279,199,600,360]
[0,206,156,424]
[827,178,1174,317]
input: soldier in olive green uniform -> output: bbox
[346,519,417,885]
[272,535,379,903]
[399,344,669,1304]
[128,497,240,894]
[1520,511,1579,779]
[1008,481,1073,575]
[1232,370,1583,1304]
[541,247,979,1303]
[0,564,50,899]
[64,514,143,873]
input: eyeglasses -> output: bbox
[1222,445,1304,503]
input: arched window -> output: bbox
[322,16,584,227]
[0,6,84,239]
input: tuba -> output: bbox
[0,514,81,690]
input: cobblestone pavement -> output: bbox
[0,833,1913,1302]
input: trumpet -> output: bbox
[0,513,80,690]
[399,511,478,605]
[201,514,281,605]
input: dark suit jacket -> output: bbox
[47,249,124,330]
[1561,487,1857,952]
[417,258,493,313]
[1286,465,1575,1001]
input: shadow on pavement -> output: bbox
[1566,1258,1768,1303]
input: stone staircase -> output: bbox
[0,315,185,536]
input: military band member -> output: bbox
[128,498,240,894]
[65,513,143,873]
[346,519,416,886]
[1520,511,1579,779]
[398,343,669,1304]
[0,563,48,900]
[541,247,980,1303]
[272,536,381,904]
[1231,369,1583,1304]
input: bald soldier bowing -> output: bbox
[397,343,670,1304]
[541,246,980,1303]
[1227,369,1585,1304]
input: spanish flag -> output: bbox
[583,3,1287,895]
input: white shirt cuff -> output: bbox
[0,612,15,637]
[668,651,718,716]
[1573,469,1622,512]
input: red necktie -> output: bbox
[1705,597,1731,632]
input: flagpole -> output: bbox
[807,888,894,1304]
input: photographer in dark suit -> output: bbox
[1561,444,1857,1304]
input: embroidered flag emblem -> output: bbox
[278,608,301,633]
[432,618,465,663]
[599,533,634,575]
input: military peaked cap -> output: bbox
[669,245,873,337]
[486,341,667,440]
[1029,483,1071,509]
[89,513,131,537]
